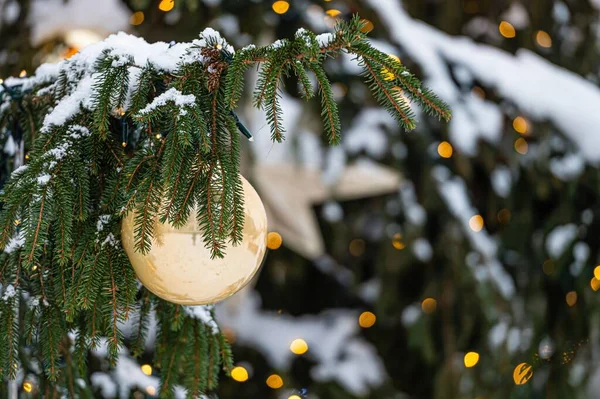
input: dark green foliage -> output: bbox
[0,15,449,395]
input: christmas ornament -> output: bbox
[122,176,268,305]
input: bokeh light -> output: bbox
[158,0,174,12]
[359,311,377,328]
[464,352,480,368]
[499,21,516,38]
[514,138,528,154]
[267,232,283,250]
[566,291,577,307]
[130,11,145,26]
[536,30,552,48]
[360,19,374,33]
[266,374,284,389]
[231,366,249,382]
[349,238,366,256]
[469,215,484,232]
[290,339,308,355]
[382,54,401,81]
[594,265,600,280]
[543,259,554,275]
[513,363,533,385]
[23,382,33,393]
[421,298,437,313]
[512,116,528,134]
[497,208,511,224]
[392,233,405,250]
[141,364,152,376]
[326,9,342,17]
[272,1,290,14]
[146,386,156,395]
[437,141,453,158]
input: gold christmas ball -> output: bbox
[121,176,268,305]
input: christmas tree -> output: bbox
[0,7,449,397]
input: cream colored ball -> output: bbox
[121,176,268,305]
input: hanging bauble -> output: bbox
[121,176,268,305]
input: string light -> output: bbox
[122,142,127,148]
[141,364,152,376]
[513,363,533,385]
[267,232,283,250]
[231,366,249,382]
[499,21,516,38]
[289,396,302,399]
[266,374,284,389]
[469,215,484,232]
[566,291,577,307]
[359,311,376,328]
[19,70,27,78]
[392,233,405,250]
[536,30,552,48]
[272,1,290,14]
[25,153,30,160]
[23,382,33,393]
[290,339,308,355]
[130,11,145,26]
[464,352,480,368]
[514,138,528,154]
[0,79,4,84]
[421,298,437,313]
[158,0,174,12]
[155,134,162,140]
[512,116,528,134]
[437,141,453,158]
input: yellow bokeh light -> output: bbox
[392,233,405,250]
[349,238,366,256]
[267,232,283,250]
[360,19,374,33]
[437,141,453,158]
[469,215,484,232]
[141,364,152,376]
[231,366,249,382]
[566,291,577,307]
[63,47,79,59]
[158,0,174,12]
[421,298,437,314]
[382,54,401,81]
[272,1,290,14]
[513,362,533,385]
[289,396,302,399]
[512,116,528,134]
[146,386,156,395]
[23,382,33,393]
[19,70,27,78]
[359,311,376,328]
[290,339,308,355]
[536,30,552,48]
[514,138,528,154]
[590,277,600,291]
[464,352,480,368]
[326,9,342,17]
[497,208,511,224]
[499,21,516,38]
[130,11,145,26]
[266,374,284,389]
[542,259,554,275]
[594,265,600,280]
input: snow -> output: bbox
[36,174,51,186]
[316,33,335,47]
[2,284,16,300]
[491,166,512,198]
[183,305,219,334]
[546,224,578,258]
[28,0,130,46]
[137,88,196,115]
[433,166,515,298]
[367,0,600,165]
[550,153,585,181]
[41,76,95,133]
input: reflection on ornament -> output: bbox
[513,363,533,385]
[122,176,268,305]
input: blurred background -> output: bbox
[2,0,600,398]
